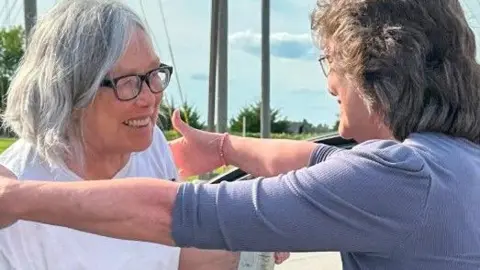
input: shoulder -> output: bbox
[330,138,427,175]
[0,139,45,179]
[298,140,432,232]
[306,138,431,190]
[341,133,473,175]
[303,139,432,210]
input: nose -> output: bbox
[135,80,158,107]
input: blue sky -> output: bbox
[2,0,480,126]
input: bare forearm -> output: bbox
[7,178,179,245]
[225,136,318,176]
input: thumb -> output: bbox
[171,109,191,136]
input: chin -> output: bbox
[129,137,154,152]
[337,124,351,139]
[341,127,376,143]
[338,125,363,142]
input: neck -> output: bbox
[65,147,130,180]
[354,122,395,143]
[375,125,395,140]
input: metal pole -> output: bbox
[216,0,228,133]
[24,0,37,45]
[242,116,246,137]
[6,0,10,25]
[207,0,219,132]
[260,0,271,138]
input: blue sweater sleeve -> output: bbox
[308,143,345,165]
[171,140,430,253]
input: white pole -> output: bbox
[242,116,246,137]
[24,0,38,45]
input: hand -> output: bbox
[169,109,226,178]
[0,177,19,229]
[274,252,290,264]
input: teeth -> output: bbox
[124,117,150,127]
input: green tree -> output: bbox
[316,123,333,133]
[332,120,340,131]
[332,114,340,131]
[0,26,25,136]
[229,101,290,133]
[157,97,205,130]
[0,26,25,108]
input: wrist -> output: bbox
[219,133,236,167]
[218,133,229,166]
[4,181,47,221]
[1,180,23,219]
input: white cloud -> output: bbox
[190,73,209,81]
[229,30,317,60]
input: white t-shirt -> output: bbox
[0,126,181,270]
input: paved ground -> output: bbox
[275,252,342,270]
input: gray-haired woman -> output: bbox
[0,0,479,269]
[0,0,289,269]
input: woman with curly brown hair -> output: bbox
[1,0,479,269]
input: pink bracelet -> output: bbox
[219,133,229,166]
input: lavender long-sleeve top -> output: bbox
[172,133,480,269]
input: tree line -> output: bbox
[158,99,337,135]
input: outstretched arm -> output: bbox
[223,135,320,176]
[1,177,179,245]
[170,109,341,177]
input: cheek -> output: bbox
[83,98,125,135]
[82,110,115,139]
[348,90,368,113]
[342,91,371,126]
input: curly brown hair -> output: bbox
[311,0,480,143]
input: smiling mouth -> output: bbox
[123,117,151,128]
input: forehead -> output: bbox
[110,28,160,76]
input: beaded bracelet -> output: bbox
[219,132,229,166]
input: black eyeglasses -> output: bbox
[318,55,330,77]
[100,63,173,101]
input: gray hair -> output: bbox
[312,0,480,143]
[2,0,147,165]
